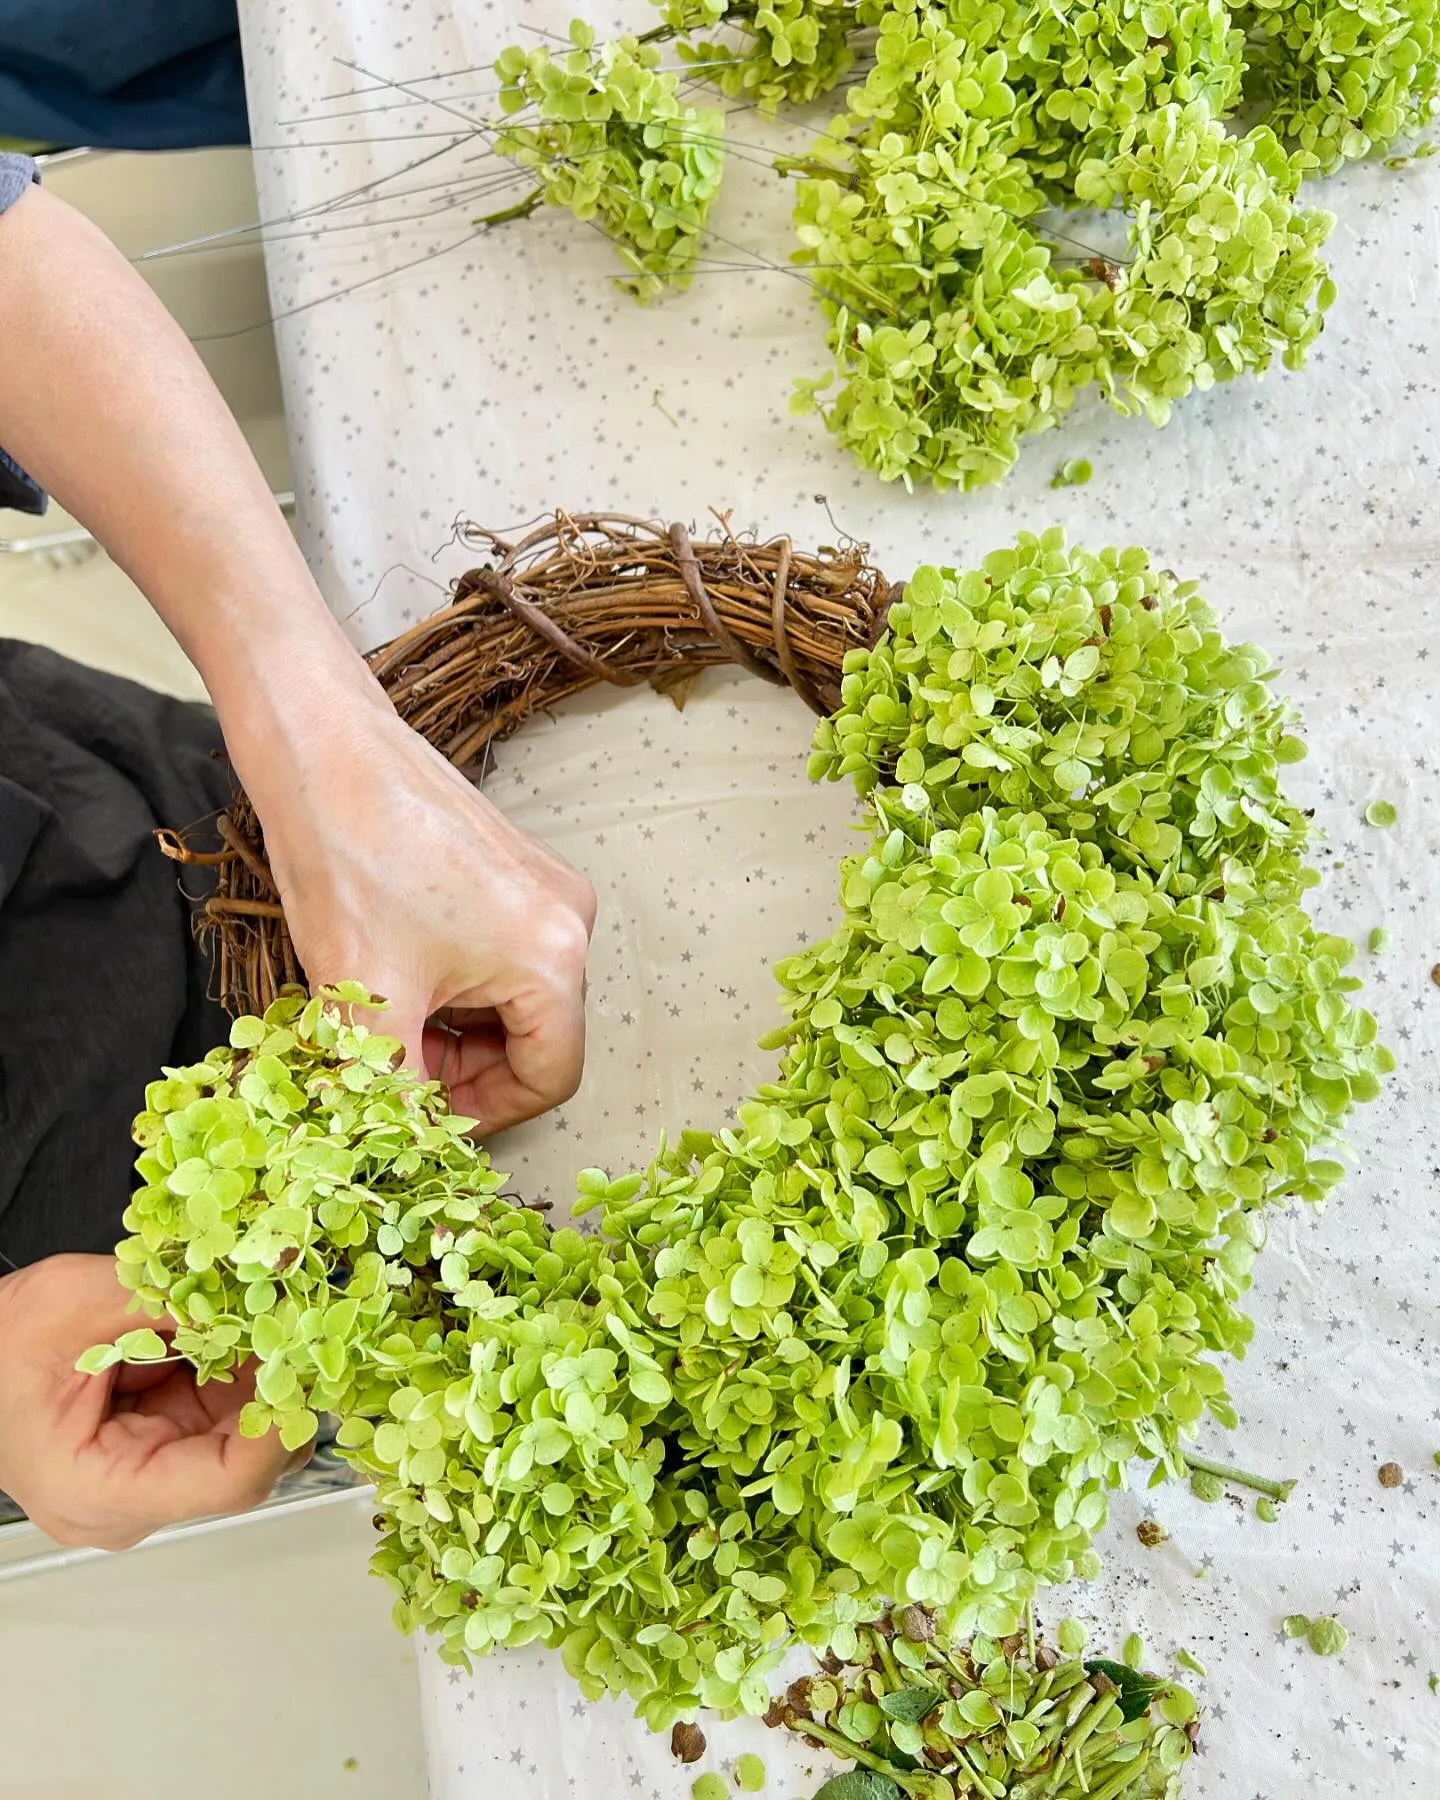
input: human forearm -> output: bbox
[0,181,595,1132]
[0,184,379,764]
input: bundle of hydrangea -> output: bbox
[483,0,1438,486]
[88,532,1388,1730]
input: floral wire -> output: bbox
[187,226,490,344]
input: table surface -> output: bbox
[236,4,1440,1794]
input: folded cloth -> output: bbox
[0,641,231,1270]
[0,151,44,516]
[0,0,247,151]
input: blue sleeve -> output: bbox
[0,153,36,213]
[0,153,46,518]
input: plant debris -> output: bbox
[672,1723,708,1764]
[769,1614,1198,1799]
[735,1752,767,1792]
[1050,459,1094,490]
[1306,1618,1350,1658]
[1283,1614,1350,1656]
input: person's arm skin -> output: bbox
[0,182,595,1548]
[0,183,596,1109]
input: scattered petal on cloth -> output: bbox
[237,2,1440,1794]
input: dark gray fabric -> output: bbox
[0,640,230,1268]
[0,151,44,516]
[0,450,41,516]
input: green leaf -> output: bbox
[955,1690,1001,1730]
[115,1328,170,1363]
[1058,1619,1088,1656]
[772,1467,806,1515]
[278,1408,319,1453]
[1108,1192,1156,1240]
[1305,1616,1350,1657]
[863,1145,908,1185]
[628,1365,672,1407]
[878,1686,938,1724]
[1085,1658,1165,1723]
[1157,1683,1199,1724]
[237,1400,273,1438]
[811,1777,902,1800]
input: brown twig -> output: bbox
[216,815,275,888]
[180,510,891,1016]
[154,827,234,866]
[204,897,287,920]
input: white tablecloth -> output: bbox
[236,4,1440,1793]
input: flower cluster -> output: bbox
[488,0,1436,484]
[92,535,1387,1730]
[789,6,1338,487]
[494,24,725,300]
[656,0,866,109]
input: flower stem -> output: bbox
[473,188,545,230]
[789,1717,905,1779]
[1182,1452,1296,1503]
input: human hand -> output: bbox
[0,1255,303,1550]
[235,687,597,1134]
[0,184,596,1132]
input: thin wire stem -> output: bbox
[187,225,488,343]
[138,135,478,263]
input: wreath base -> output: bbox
[161,511,894,1016]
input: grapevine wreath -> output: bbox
[94,516,1387,1786]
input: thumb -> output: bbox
[53,1253,168,1344]
[101,1365,304,1534]
[53,1257,177,1421]
[112,1423,296,1534]
[363,988,431,1082]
